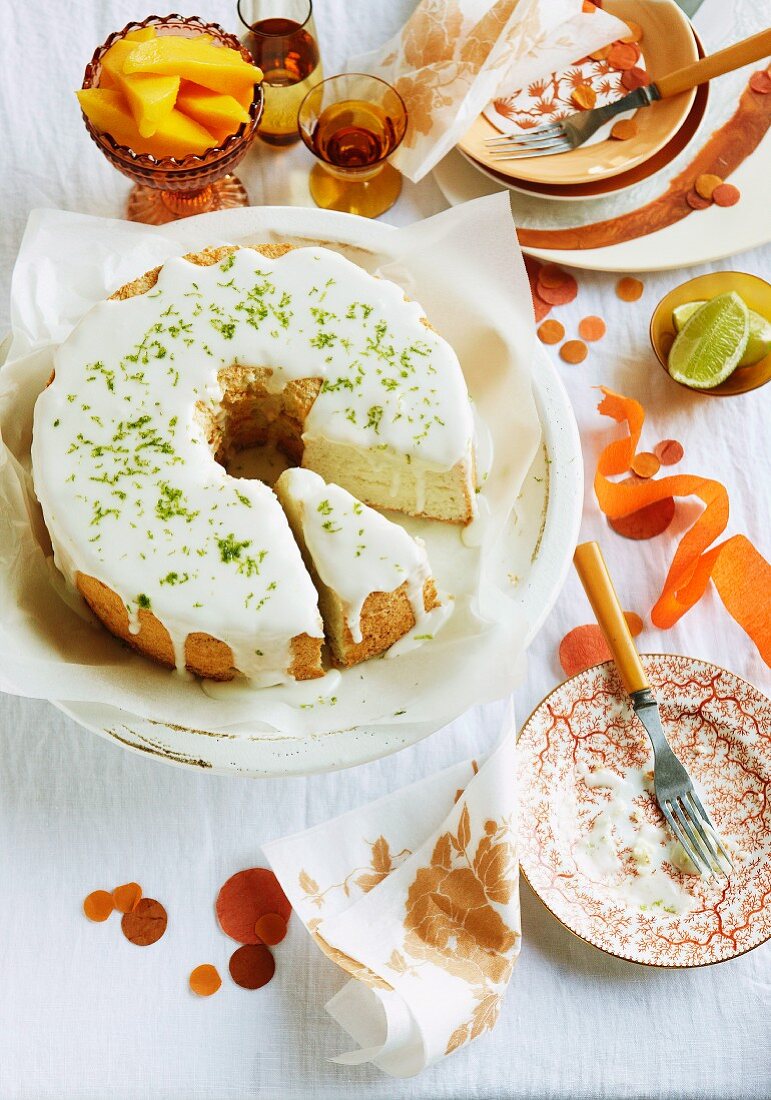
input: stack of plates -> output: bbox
[456,0,707,204]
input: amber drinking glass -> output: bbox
[298,74,408,218]
[80,15,264,225]
[237,0,322,146]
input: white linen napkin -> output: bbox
[347,0,627,181]
[264,701,519,1076]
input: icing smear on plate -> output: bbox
[572,762,720,917]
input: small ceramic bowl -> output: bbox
[80,14,264,224]
[650,271,771,397]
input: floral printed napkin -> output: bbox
[264,703,519,1077]
[347,0,627,181]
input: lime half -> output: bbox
[668,292,749,389]
[673,297,771,367]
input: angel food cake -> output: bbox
[31,243,476,682]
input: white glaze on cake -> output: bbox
[276,467,438,644]
[31,245,474,681]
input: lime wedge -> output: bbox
[739,308,771,367]
[672,300,706,332]
[667,292,749,389]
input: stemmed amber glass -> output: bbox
[237,0,322,146]
[298,74,408,218]
[80,15,264,225]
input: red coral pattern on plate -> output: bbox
[518,655,771,966]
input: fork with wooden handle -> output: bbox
[573,541,732,879]
[486,27,771,159]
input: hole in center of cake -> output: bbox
[197,364,322,488]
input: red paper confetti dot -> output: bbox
[190,964,222,997]
[654,439,684,466]
[216,868,292,945]
[229,944,275,990]
[609,494,676,540]
[121,897,168,946]
[83,890,114,923]
[621,67,648,91]
[686,188,712,210]
[712,183,741,207]
[255,912,288,946]
[608,42,640,70]
[559,614,643,677]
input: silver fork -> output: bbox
[484,28,771,161]
[574,542,732,879]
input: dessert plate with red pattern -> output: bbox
[518,654,771,966]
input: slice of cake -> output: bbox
[275,468,442,668]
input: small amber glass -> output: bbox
[80,15,264,224]
[298,74,408,218]
[237,0,322,147]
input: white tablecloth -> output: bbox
[1,2,769,1098]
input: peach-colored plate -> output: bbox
[459,0,697,186]
[518,655,771,966]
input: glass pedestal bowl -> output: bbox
[80,15,264,224]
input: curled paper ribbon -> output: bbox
[595,388,771,665]
[264,704,520,1077]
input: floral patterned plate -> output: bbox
[518,655,771,966]
[459,0,698,186]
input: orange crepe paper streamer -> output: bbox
[112,882,142,914]
[595,388,771,664]
[559,614,643,677]
[83,890,114,922]
[190,964,222,997]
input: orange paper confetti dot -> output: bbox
[83,890,114,923]
[121,897,168,946]
[621,67,648,91]
[112,882,142,914]
[216,868,292,946]
[560,340,588,364]
[749,70,771,94]
[189,964,222,997]
[559,613,643,677]
[686,188,712,210]
[590,46,610,61]
[594,388,771,663]
[578,316,607,341]
[572,84,597,110]
[655,439,684,466]
[537,319,565,344]
[229,944,275,990]
[712,183,741,207]
[254,912,288,946]
[616,276,643,301]
[631,451,661,479]
[608,42,640,70]
[538,264,571,289]
[621,20,643,43]
[610,119,638,140]
[695,173,723,200]
[582,0,596,12]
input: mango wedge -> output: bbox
[77,88,216,158]
[124,27,157,43]
[123,36,261,98]
[100,39,180,137]
[176,82,251,142]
